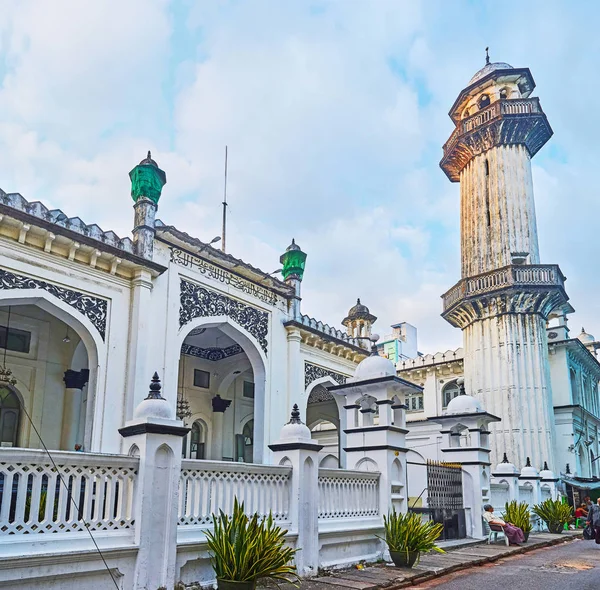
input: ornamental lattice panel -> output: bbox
[178,464,291,526]
[318,470,380,519]
[0,458,137,535]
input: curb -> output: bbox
[385,533,583,589]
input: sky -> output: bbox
[0,0,598,354]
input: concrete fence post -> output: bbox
[269,404,323,577]
[119,373,189,590]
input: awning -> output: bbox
[561,476,600,490]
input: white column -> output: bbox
[211,395,231,461]
[61,369,89,451]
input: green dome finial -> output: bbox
[129,151,167,204]
[280,238,307,281]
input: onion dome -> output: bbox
[354,352,396,381]
[494,453,519,475]
[520,456,540,478]
[134,372,175,420]
[139,150,159,167]
[539,461,556,480]
[469,62,514,85]
[342,298,377,327]
[278,404,311,442]
[445,393,482,415]
[577,327,595,344]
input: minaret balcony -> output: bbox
[441,264,570,328]
[440,98,553,181]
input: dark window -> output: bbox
[499,88,508,99]
[243,381,255,399]
[193,369,210,389]
[478,94,490,109]
[0,326,31,354]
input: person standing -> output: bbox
[587,499,600,544]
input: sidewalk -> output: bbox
[259,531,582,590]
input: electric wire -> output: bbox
[1,306,119,589]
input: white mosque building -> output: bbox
[0,55,597,588]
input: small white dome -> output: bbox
[133,372,175,421]
[445,394,482,415]
[134,397,175,420]
[539,467,556,480]
[277,404,311,443]
[354,354,396,381]
[495,460,518,475]
[469,62,513,85]
[280,421,311,442]
[578,327,595,344]
[520,458,539,479]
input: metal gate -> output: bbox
[425,460,466,540]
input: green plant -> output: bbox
[204,498,299,586]
[503,501,532,534]
[24,490,47,522]
[379,511,445,565]
[533,499,572,533]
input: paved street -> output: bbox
[417,538,600,589]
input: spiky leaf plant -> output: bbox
[532,499,572,534]
[503,501,532,534]
[380,511,445,566]
[204,498,299,585]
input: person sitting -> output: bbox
[575,503,588,520]
[483,504,525,545]
[587,498,600,544]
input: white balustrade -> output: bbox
[178,460,292,527]
[318,468,380,520]
[0,449,137,536]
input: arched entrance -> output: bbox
[176,319,266,463]
[307,384,341,468]
[0,300,99,451]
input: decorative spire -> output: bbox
[582,327,586,333]
[566,463,571,474]
[457,376,466,396]
[543,461,549,471]
[146,372,165,400]
[288,404,302,424]
[525,456,532,467]
[485,46,490,65]
[502,452,509,464]
[129,151,167,204]
[369,334,380,356]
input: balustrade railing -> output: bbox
[0,449,138,536]
[442,264,564,311]
[178,460,292,527]
[443,98,543,158]
[318,468,380,520]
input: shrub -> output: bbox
[380,511,444,565]
[503,501,532,534]
[204,498,299,586]
[533,499,572,534]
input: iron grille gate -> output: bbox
[425,460,466,540]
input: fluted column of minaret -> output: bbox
[463,311,555,470]
[460,144,540,277]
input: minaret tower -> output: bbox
[440,53,570,470]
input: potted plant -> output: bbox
[533,499,572,534]
[380,510,445,568]
[503,501,532,542]
[204,498,299,590]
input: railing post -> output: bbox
[269,405,322,577]
[119,373,189,590]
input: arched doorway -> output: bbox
[0,302,97,451]
[307,384,341,468]
[176,320,266,463]
[0,386,21,447]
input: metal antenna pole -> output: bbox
[222,146,228,253]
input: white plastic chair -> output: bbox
[483,519,509,546]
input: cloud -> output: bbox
[0,0,599,354]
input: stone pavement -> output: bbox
[258,531,582,590]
